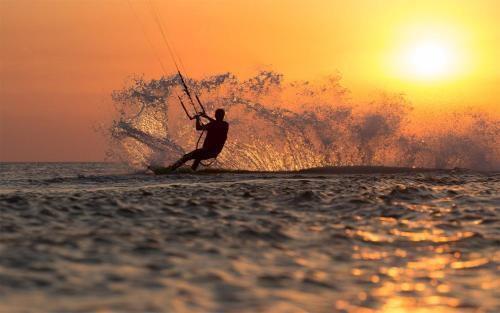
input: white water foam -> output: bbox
[107,71,499,171]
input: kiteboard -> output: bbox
[148,166,197,175]
[147,166,174,175]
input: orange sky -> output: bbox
[1,0,499,161]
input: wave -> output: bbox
[106,71,500,171]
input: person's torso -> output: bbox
[202,121,229,153]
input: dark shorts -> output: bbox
[185,148,219,160]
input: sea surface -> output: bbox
[0,163,499,313]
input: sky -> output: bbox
[1,0,499,161]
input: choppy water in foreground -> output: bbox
[0,163,499,313]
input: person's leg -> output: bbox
[191,159,201,170]
[169,149,215,171]
[169,150,198,170]
[191,150,218,171]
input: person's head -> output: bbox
[215,108,225,121]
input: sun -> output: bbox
[408,41,450,77]
[401,39,458,81]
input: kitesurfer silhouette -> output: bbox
[169,108,228,171]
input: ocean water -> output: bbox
[0,162,498,313]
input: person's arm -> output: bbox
[195,115,207,131]
[200,112,215,123]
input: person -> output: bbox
[169,108,229,171]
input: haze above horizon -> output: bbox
[1,0,499,161]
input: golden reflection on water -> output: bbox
[390,229,475,243]
[348,250,466,312]
[378,297,459,313]
[341,219,497,313]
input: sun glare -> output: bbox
[407,41,452,78]
[387,24,470,84]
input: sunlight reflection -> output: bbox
[347,246,491,313]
